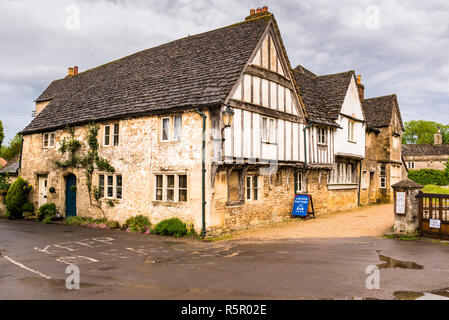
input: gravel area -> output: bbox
[231,203,394,240]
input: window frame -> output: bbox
[262,116,276,144]
[160,115,183,142]
[362,171,367,189]
[43,132,55,149]
[173,115,182,141]
[380,176,387,189]
[317,127,327,145]
[295,172,303,194]
[161,117,170,142]
[245,175,260,201]
[98,173,123,200]
[153,173,188,202]
[348,119,356,142]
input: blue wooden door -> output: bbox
[65,174,77,217]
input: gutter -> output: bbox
[18,135,24,175]
[357,159,362,206]
[195,108,207,238]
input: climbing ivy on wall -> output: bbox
[54,123,115,216]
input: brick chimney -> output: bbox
[74,66,78,75]
[245,6,270,20]
[434,128,443,145]
[356,74,364,101]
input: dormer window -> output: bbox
[104,124,119,146]
[43,132,55,148]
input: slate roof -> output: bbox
[292,65,354,126]
[402,144,449,157]
[362,94,403,129]
[0,155,19,176]
[391,178,423,189]
[22,15,273,134]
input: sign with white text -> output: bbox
[430,219,441,229]
[395,191,406,214]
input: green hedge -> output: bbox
[5,177,32,219]
[408,169,449,186]
[153,218,187,238]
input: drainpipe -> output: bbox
[357,159,362,206]
[195,108,207,238]
[18,135,24,175]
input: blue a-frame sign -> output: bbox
[291,194,315,218]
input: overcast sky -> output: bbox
[0,0,448,142]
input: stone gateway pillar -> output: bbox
[391,179,423,235]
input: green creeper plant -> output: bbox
[54,122,114,218]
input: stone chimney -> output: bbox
[67,67,74,77]
[434,128,443,145]
[245,6,270,20]
[356,74,364,101]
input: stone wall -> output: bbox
[20,110,212,233]
[403,155,448,170]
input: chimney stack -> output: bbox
[356,74,364,101]
[67,67,74,77]
[74,66,78,75]
[245,6,270,20]
[434,128,443,145]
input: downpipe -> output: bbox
[195,108,207,238]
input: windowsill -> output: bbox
[327,183,358,190]
[152,200,188,206]
[226,200,244,207]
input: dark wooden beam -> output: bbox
[229,99,303,123]
[245,65,293,90]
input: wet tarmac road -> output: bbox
[1,218,449,300]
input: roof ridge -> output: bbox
[364,93,396,101]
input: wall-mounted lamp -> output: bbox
[222,105,234,128]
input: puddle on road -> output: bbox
[376,250,424,270]
[394,288,449,300]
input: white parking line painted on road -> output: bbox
[3,255,51,279]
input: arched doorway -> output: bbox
[65,174,77,217]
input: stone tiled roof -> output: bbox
[22,15,273,134]
[0,155,19,175]
[362,94,403,129]
[391,178,423,189]
[402,143,449,157]
[292,65,354,126]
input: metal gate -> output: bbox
[419,193,449,239]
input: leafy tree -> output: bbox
[0,134,22,161]
[402,120,449,144]
[0,120,4,149]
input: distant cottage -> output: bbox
[402,129,449,170]
[18,8,405,234]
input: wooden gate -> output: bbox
[419,192,449,239]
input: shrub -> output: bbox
[125,215,151,233]
[408,169,449,186]
[65,216,85,226]
[22,202,35,213]
[0,175,11,197]
[37,203,56,221]
[42,215,53,224]
[153,218,187,238]
[107,220,120,229]
[5,177,32,219]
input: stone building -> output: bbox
[17,8,406,234]
[360,92,405,204]
[292,66,366,213]
[19,9,311,234]
[402,130,449,170]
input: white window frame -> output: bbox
[380,176,387,189]
[407,162,415,169]
[43,132,55,148]
[98,173,123,199]
[154,173,188,202]
[296,172,303,193]
[245,175,260,201]
[380,164,386,176]
[348,119,355,142]
[103,124,119,147]
[362,171,367,189]
[317,127,327,145]
[173,115,182,141]
[262,117,276,144]
[161,117,170,141]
